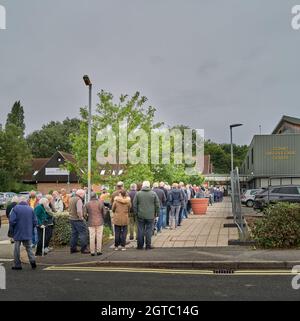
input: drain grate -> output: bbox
[213,269,235,274]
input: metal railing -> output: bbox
[231,167,247,239]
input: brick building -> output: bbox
[23,151,81,194]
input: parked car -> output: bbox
[0,192,17,209]
[254,185,300,210]
[0,193,6,209]
[241,189,264,207]
[18,191,31,200]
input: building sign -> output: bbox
[266,147,296,160]
[45,168,70,176]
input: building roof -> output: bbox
[23,158,49,182]
[272,115,300,134]
[58,151,76,164]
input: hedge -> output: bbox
[251,202,300,248]
[51,212,112,247]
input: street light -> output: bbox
[230,123,243,173]
[83,75,92,202]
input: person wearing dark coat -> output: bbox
[6,196,19,241]
[9,198,37,270]
[153,183,167,233]
[128,183,138,240]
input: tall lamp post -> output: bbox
[230,123,243,173]
[83,75,92,202]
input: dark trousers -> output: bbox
[70,220,88,252]
[187,200,192,213]
[114,225,127,247]
[45,225,53,248]
[166,206,171,226]
[137,218,154,249]
[36,226,48,255]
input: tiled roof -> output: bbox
[23,158,49,181]
[272,115,300,134]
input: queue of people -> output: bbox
[6,182,225,270]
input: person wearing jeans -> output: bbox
[112,190,131,250]
[169,205,181,229]
[133,181,160,250]
[9,197,37,270]
[168,183,184,229]
[152,182,167,233]
[128,183,138,240]
[69,189,89,254]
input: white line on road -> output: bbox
[43,266,298,276]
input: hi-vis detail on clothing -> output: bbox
[0,264,6,290]
[0,5,6,30]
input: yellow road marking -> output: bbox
[43,266,299,276]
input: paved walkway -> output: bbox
[152,198,238,248]
[109,197,239,249]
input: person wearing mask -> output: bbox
[133,181,160,250]
[112,190,131,251]
[84,192,105,256]
[168,183,184,229]
[9,197,37,270]
[128,183,138,241]
[153,182,167,233]
[69,189,89,254]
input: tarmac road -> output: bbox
[0,262,299,301]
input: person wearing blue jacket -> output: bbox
[168,183,184,229]
[9,197,37,270]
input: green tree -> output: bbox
[0,124,31,191]
[70,90,162,186]
[26,118,81,157]
[6,101,25,136]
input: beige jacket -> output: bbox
[112,196,131,226]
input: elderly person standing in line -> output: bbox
[128,183,138,241]
[152,182,167,234]
[69,189,89,254]
[112,190,131,251]
[84,192,105,256]
[9,197,37,270]
[133,181,160,250]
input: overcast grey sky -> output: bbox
[0,0,299,145]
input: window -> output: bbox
[271,188,281,194]
[251,148,254,165]
[278,187,299,195]
[247,156,249,169]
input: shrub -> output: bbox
[51,212,112,246]
[51,212,72,246]
[251,202,300,248]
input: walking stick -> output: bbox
[42,226,46,257]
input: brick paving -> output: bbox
[152,197,239,248]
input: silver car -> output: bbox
[241,189,264,207]
[0,192,17,209]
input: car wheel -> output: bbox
[246,200,254,207]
